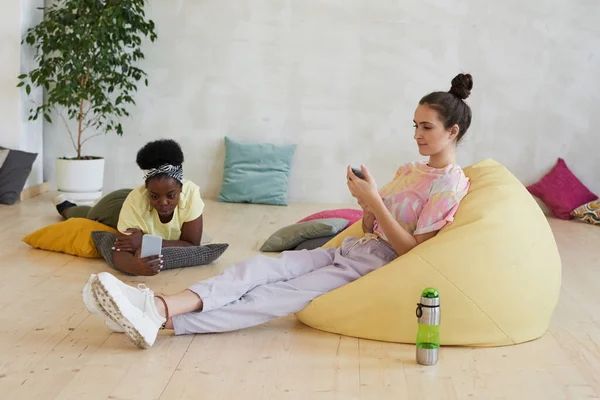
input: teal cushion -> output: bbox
[217,136,296,206]
[260,218,349,252]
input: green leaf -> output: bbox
[44,113,52,123]
[18,74,28,79]
[18,0,158,139]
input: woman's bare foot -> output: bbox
[154,290,203,330]
[154,297,173,329]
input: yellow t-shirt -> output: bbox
[117,180,205,240]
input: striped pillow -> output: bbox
[571,199,600,225]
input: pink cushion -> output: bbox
[298,208,363,227]
[527,158,598,220]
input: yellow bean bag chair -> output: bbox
[296,159,562,347]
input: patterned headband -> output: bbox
[143,164,183,183]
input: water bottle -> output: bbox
[415,287,440,366]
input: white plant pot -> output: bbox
[56,157,105,197]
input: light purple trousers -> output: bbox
[171,235,398,335]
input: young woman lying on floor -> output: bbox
[83,73,473,349]
[57,139,205,276]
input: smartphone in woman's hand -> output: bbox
[140,234,163,259]
[351,167,366,180]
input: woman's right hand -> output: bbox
[129,249,164,276]
[114,228,143,253]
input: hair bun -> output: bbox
[136,139,184,170]
[449,73,473,100]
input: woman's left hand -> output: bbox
[113,228,143,253]
[346,165,380,209]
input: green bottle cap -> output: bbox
[421,287,439,298]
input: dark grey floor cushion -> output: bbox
[0,146,38,205]
[294,234,337,251]
[92,231,229,271]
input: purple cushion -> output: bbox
[527,158,597,220]
[297,208,363,227]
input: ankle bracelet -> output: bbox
[155,295,169,329]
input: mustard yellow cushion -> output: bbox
[296,159,562,347]
[22,218,117,258]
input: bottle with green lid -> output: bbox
[415,287,440,366]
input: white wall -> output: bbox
[44,0,600,203]
[20,0,45,187]
[0,2,21,150]
[0,1,44,188]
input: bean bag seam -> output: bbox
[412,252,516,345]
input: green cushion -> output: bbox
[260,218,349,252]
[217,136,296,206]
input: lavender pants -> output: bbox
[171,234,398,335]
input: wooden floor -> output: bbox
[1,195,599,400]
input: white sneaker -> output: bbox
[91,272,166,349]
[87,273,150,310]
[82,275,124,332]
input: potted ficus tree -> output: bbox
[18,0,157,201]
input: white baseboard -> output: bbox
[20,182,50,201]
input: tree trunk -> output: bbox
[77,69,90,160]
[77,98,84,159]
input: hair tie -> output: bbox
[143,164,183,183]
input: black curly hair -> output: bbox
[136,139,184,184]
[136,139,184,169]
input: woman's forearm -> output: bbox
[112,251,138,275]
[370,199,417,256]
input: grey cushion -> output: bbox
[0,147,38,205]
[92,231,229,272]
[294,234,337,251]
[260,218,349,252]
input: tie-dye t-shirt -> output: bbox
[373,161,470,240]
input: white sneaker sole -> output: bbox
[90,276,154,349]
[82,275,125,333]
